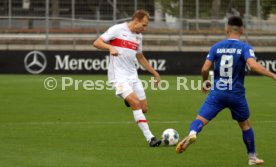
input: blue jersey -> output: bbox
[207,39,256,95]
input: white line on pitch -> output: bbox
[0,120,276,126]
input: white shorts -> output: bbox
[112,80,146,100]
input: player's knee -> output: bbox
[238,119,251,130]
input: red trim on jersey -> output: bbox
[110,38,138,51]
[137,120,148,124]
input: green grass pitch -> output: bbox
[0,75,275,167]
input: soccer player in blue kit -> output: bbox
[176,16,276,165]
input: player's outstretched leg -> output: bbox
[176,134,196,153]
[126,93,161,147]
[176,119,204,153]
[133,109,161,147]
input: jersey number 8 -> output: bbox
[220,55,233,78]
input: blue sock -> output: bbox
[189,119,204,134]
[242,128,255,154]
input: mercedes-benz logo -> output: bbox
[24,51,47,74]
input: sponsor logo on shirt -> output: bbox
[249,49,255,57]
[110,38,138,51]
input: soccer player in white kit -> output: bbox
[93,10,162,147]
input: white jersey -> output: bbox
[100,22,143,83]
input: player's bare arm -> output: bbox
[93,38,119,56]
[247,58,276,80]
[201,59,213,93]
[136,53,160,85]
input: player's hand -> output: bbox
[202,80,211,94]
[153,74,160,87]
[273,74,276,80]
[110,47,119,56]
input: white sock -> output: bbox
[248,153,256,159]
[133,109,154,141]
[189,130,197,136]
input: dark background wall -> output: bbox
[0,51,275,75]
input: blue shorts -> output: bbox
[198,93,250,122]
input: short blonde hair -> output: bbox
[132,9,150,21]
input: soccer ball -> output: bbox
[161,128,179,146]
